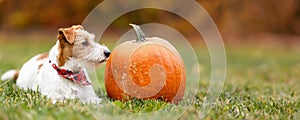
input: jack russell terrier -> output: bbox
[1,25,110,104]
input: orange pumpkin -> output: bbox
[105,24,185,104]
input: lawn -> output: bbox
[0,35,299,120]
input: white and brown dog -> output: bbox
[1,25,110,104]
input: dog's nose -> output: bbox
[104,51,110,58]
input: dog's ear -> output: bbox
[58,28,75,44]
[72,25,83,30]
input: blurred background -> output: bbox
[0,0,299,46]
[0,1,299,119]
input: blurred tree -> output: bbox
[0,0,299,35]
[198,0,297,35]
[0,0,102,30]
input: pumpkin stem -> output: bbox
[130,24,147,42]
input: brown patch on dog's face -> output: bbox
[57,25,83,66]
[38,64,43,70]
[57,39,74,66]
[37,53,49,60]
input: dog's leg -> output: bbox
[79,86,102,104]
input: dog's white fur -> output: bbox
[1,25,109,104]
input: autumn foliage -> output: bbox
[0,0,299,35]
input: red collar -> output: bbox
[51,63,91,86]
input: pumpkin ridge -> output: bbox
[152,44,167,96]
[159,48,172,97]
[155,44,168,87]
[169,50,178,99]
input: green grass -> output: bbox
[0,35,299,120]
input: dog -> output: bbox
[1,25,110,104]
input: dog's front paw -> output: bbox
[81,97,102,104]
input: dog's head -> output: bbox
[57,25,110,69]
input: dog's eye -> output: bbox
[81,41,88,46]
